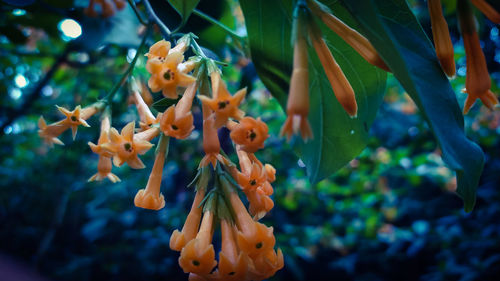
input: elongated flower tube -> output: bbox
[198,72,246,128]
[160,83,196,139]
[309,19,358,117]
[38,116,68,146]
[179,210,217,275]
[131,80,158,131]
[216,219,250,281]
[280,6,313,141]
[170,184,207,251]
[220,175,275,259]
[470,0,500,24]
[199,112,226,168]
[428,0,456,77]
[236,149,267,192]
[458,0,499,114]
[88,113,120,183]
[307,0,390,72]
[100,121,154,169]
[134,134,169,210]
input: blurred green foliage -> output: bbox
[1,0,500,281]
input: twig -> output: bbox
[142,0,171,39]
[0,47,70,136]
[103,23,152,103]
[127,0,147,25]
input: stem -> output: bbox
[0,46,70,136]
[192,9,245,41]
[127,0,147,25]
[104,24,151,103]
[143,0,171,39]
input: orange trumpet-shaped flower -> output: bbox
[264,164,276,183]
[215,219,250,281]
[131,83,158,131]
[160,83,196,139]
[170,187,206,251]
[236,149,269,193]
[38,116,68,146]
[100,121,154,169]
[307,0,390,72]
[248,248,284,281]
[220,176,275,259]
[428,0,456,77]
[147,51,196,99]
[458,0,499,114]
[280,16,313,141]
[228,117,269,153]
[470,0,500,24]
[179,211,217,275]
[145,40,171,70]
[134,134,169,210]
[199,113,226,168]
[55,104,98,140]
[245,189,274,220]
[198,72,246,128]
[309,20,358,117]
[88,115,120,183]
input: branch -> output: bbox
[142,0,171,39]
[0,47,70,136]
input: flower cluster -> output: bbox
[84,0,126,18]
[428,0,499,114]
[281,0,390,142]
[38,35,283,280]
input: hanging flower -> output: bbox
[281,7,313,141]
[131,83,160,131]
[199,113,226,168]
[428,0,456,77]
[100,121,154,169]
[228,117,269,153]
[88,115,120,183]
[37,116,68,147]
[458,0,499,114]
[198,72,246,128]
[179,210,218,275]
[307,0,389,72]
[470,0,500,24]
[215,219,250,281]
[134,134,169,210]
[160,83,197,139]
[248,248,284,281]
[170,186,206,251]
[220,176,276,259]
[309,19,358,117]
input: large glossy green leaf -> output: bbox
[168,0,200,28]
[341,0,484,211]
[239,0,387,184]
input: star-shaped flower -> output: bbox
[147,51,196,99]
[198,72,246,128]
[100,121,153,169]
[56,105,90,140]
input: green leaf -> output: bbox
[239,0,387,184]
[152,97,181,112]
[167,0,200,29]
[341,0,484,211]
